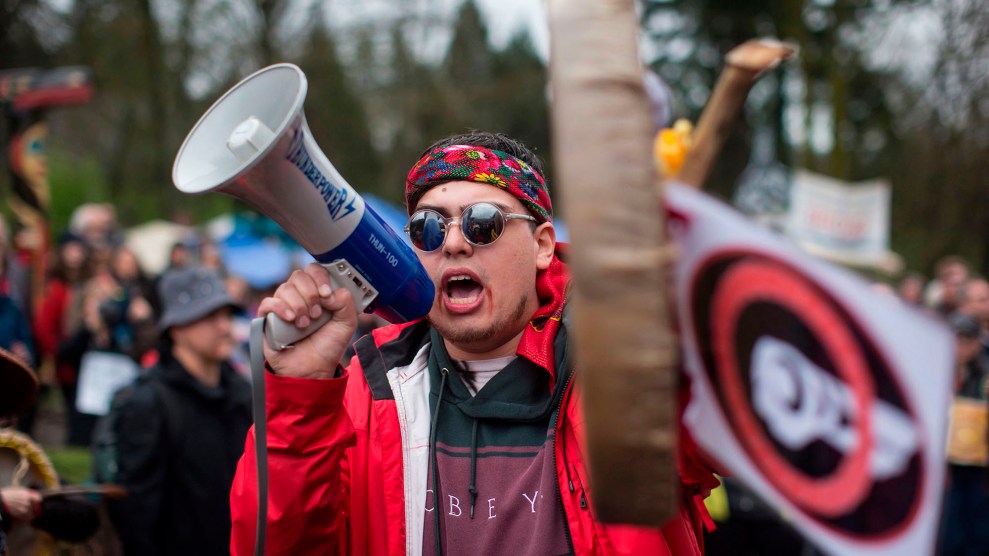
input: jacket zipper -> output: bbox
[553,368,577,555]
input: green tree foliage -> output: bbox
[642,0,896,190]
[438,2,550,150]
[354,0,553,208]
[489,32,552,188]
[437,1,552,185]
[442,0,496,130]
[297,11,379,197]
[2,0,555,236]
[884,0,989,272]
[640,0,989,275]
[374,25,459,203]
[0,0,53,68]
[45,0,195,225]
[11,0,985,278]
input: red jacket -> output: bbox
[230,320,716,555]
[33,277,75,385]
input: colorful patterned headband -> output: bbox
[405,144,552,223]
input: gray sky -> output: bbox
[323,0,549,61]
[475,0,549,53]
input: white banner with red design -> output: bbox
[786,170,900,272]
[667,183,952,556]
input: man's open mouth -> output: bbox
[445,274,483,305]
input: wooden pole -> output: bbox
[548,0,679,525]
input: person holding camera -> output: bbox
[57,270,156,446]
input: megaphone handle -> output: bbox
[263,260,378,351]
[263,309,333,351]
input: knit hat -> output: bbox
[157,266,238,331]
[405,144,553,223]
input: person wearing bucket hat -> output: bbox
[230,131,716,556]
[156,265,238,332]
[108,266,252,556]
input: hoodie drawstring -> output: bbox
[430,367,449,556]
[468,418,479,519]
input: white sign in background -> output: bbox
[667,183,953,556]
[75,351,139,416]
[786,170,894,268]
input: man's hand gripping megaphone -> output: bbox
[257,263,358,379]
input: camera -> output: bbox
[97,294,134,350]
[98,295,130,329]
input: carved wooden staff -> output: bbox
[677,39,795,189]
[548,0,793,526]
[549,0,679,525]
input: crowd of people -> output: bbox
[905,256,989,556]
[1,203,259,446]
[0,202,265,553]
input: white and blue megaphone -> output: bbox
[172,63,434,350]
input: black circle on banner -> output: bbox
[689,250,923,539]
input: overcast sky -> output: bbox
[323,0,550,61]
[474,0,549,52]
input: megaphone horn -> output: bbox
[172,63,434,349]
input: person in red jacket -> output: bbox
[230,131,717,555]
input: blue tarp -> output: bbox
[365,194,413,247]
[220,233,294,290]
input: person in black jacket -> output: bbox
[109,266,252,556]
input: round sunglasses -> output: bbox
[404,202,538,252]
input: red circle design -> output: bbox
[710,259,875,517]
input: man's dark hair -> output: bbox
[419,131,546,180]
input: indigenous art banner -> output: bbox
[667,183,953,556]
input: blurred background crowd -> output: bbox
[0,195,336,553]
[0,202,276,448]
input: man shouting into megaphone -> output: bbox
[230,131,718,556]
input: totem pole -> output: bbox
[0,66,94,317]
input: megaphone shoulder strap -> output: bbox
[249,317,269,556]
